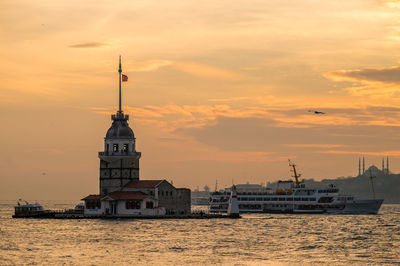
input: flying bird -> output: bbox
[308,110,326,115]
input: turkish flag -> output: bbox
[122,74,128,82]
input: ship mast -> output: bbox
[288,159,301,187]
[368,169,376,200]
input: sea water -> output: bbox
[0,201,399,265]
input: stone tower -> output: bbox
[98,57,141,195]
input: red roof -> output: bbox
[124,180,164,188]
[104,191,150,200]
[81,194,103,200]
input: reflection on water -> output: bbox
[0,201,399,265]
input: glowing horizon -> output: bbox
[1,0,400,199]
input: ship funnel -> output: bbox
[227,185,240,218]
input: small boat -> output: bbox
[12,200,55,218]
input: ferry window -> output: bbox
[287,198,293,201]
[310,198,316,201]
[123,144,128,152]
[279,198,285,201]
[264,198,270,201]
[113,144,118,152]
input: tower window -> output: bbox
[123,144,128,152]
[106,144,109,151]
[113,144,118,152]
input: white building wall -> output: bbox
[115,199,165,216]
[83,202,105,216]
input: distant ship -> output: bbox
[209,161,384,214]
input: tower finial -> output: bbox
[118,55,122,113]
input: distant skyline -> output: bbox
[2,0,400,200]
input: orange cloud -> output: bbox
[126,60,172,72]
[318,150,400,157]
[325,66,400,97]
[68,42,108,48]
[99,103,400,132]
[172,62,246,81]
[285,144,346,148]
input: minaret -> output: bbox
[382,157,385,173]
[386,156,389,175]
[363,156,365,175]
[358,157,361,176]
[98,57,141,195]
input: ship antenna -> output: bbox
[288,159,301,187]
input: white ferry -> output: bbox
[209,161,383,214]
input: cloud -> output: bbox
[68,42,108,48]
[285,144,346,149]
[157,137,185,143]
[326,66,400,84]
[325,66,400,97]
[123,60,245,81]
[126,60,172,72]
[317,150,400,156]
[122,104,400,132]
[207,97,252,103]
[172,62,246,81]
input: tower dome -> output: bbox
[105,112,134,139]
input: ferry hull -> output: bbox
[210,200,384,215]
[328,199,384,214]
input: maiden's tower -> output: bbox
[98,57,141,195]
[82,57,191,217]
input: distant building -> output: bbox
[224,183,270,193]
[82,58,190,217]
[359,156,390,176]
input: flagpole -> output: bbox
[118,55,122,113]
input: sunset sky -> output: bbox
[2,0,400,199]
